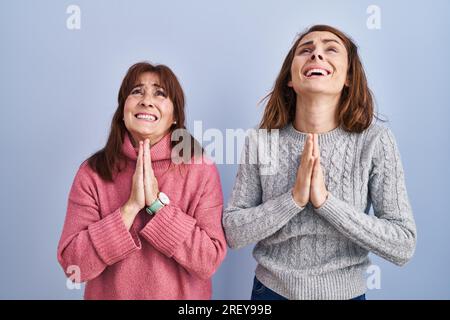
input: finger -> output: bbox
[306,135,315,168]
[313,157,326,189]
[313,134,319,158]
[304,160,313,184]
[298,155,315,192]
[152,176,159,194]
[299,138,315,173]
[144,139,154,176]
[312,157,320,179]
[306,134,314,156]
[298,153,314,180]
[317,158,325,180]
[301,134,313,162]
[136,141,144,178]
[310,160,319,207]
[143,139,151,185]
[147,139,153,166]
[308,155,316,177]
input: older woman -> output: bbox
[223,25,417,300]
[58,62,226,299]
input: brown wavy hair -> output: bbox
[259,25,381,132]
[87,62,201,181]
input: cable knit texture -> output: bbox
[57,132,226,299]
[223,122,416,300]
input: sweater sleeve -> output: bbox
[314,127,417,266]
[139,163,226,280]
[57,165,141,283]
[222,132,305,249]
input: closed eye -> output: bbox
[299,48,312,54]
[131,88,143,95]
[155,89,167,98]
[327,47,338,53]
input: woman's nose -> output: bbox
[140,94,154,107]
[311,53,324,61]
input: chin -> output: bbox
[300,86,331,94]
[131,127,156,137]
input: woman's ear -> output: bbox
[344,75,351,87]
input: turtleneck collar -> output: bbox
[121,131,173,173]
[286,122,348,146]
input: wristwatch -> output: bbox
[146,192,170,215]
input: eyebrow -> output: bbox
[297,39,342,49]
[132,83,164,90]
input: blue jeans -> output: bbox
[250,276,366,300]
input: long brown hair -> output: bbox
[259,24,382,132]
[87,62,201,181]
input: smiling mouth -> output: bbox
[303,68,332,78]
[135,113,159,122]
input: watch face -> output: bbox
[159,192,170,205]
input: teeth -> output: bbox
[306,68,328,77]
[136,114,157,121]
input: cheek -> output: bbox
[123,98,139,129]
[161,103,175,122]
[123,98,135,115]
[332,61,347,81]
[290,62,303,84]
[339,67,349,83]
[337,58,348,75]
[291,58,303,74]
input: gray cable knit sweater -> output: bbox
[223,122,417,300]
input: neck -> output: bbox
[293,93,340,133]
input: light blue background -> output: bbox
[1,0,449,299]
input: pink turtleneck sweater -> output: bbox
[57,132,226,299]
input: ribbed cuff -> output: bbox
[269,189,306,222]
[287,188,307,211]
[140,204,196,257]
[313,192,351,227]
[258,189,306,232]
[88,209,141,265]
